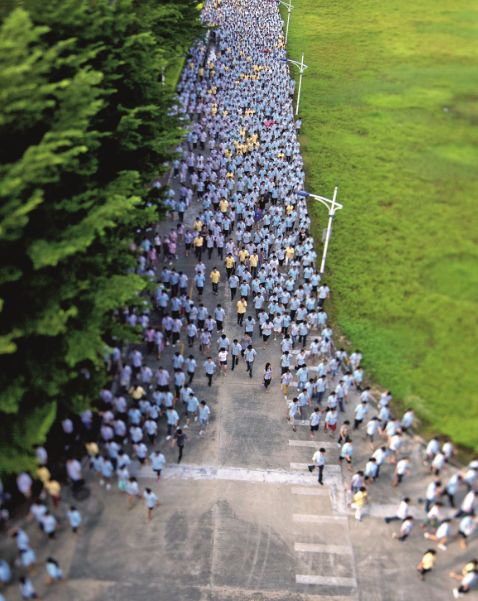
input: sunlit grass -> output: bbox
[285,0,478,448]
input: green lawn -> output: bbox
[284,0,478,448]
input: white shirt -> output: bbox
[312,451,326,466]
[66,459,82,481]
[310,412,321,427]
[150,453,166,471]
[16,473,32,495]
[144,490,158,509]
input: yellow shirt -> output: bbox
[249,254,258,267]
[129,386,145,400]
[422,552,436,570]
[36,467,51,484]
[352,490,368,507]
[193,220,202,231]
[210,270,220,284]
[225,256,235,269]
[45,480,61,496]
[285,246,295,259]
[236,300,247,314]
[86,442,99,457]
[219,199,229,213]
[238,249,249,263]
[194,236,204,248]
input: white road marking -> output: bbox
[294,542,352,554]
[349,503,421,519]
[138,463,326,486]
[289,440,338,449]
[293,513,348,524]
[296,575,357,587]
[290,462,341,472]
[291,486,330,496]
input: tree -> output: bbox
[0,1,202,473]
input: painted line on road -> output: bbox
[289,440,338,449]
[296,574,357,587]
[291,486,329,496]
[294,542,353,555]
[290,462,341,473]
[348,503,421,519]
[294,420,314,427]
[293,513,348,524]
[138,463,329,486]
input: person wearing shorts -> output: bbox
[416,549,436,580]
[198,401,211,435]
[324,408,337,437]
[263,363,272,390]
[150,451,166,481]
[309,407,321,439]
[218,349,228,375]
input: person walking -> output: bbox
[263,363,272,390]
[450,560,478,598]
[45,557,63,584]
[231,338,241,371]
[416,549,437,581]
[244,344,257,378]
[210,267,220,295]
[391,516,414,542]
[351,486,368,522]
[309,407,322,439]
[150,450,166,480]
[236,297,247,326]
[203,356,217,387]
[287,398,300,433]
[384,497,411,524]
[308,448,326,485]
[144,488,159,521]
[66,506,82,533]
[165,407,179,440]
[173,428,187,463]
[198,400,211,435]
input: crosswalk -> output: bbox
[288,435,358,598]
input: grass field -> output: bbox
[284,0,478,448]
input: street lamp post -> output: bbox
[281,55,308,116]
[278,0,293,45]
[298,188,343,274]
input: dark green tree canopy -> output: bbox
[0,0,203,473]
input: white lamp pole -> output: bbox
[281,55,308,116]
[296,53,305,116]
[278,0,293,44]
[298,188,343,274]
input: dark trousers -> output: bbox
[178,445,184,463]
[308,465,324,484]
[246,361,253,378]
[231,355,239,370]
[384,516,401,524]
[206,373,213,387]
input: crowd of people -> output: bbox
[0,0,476,599]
